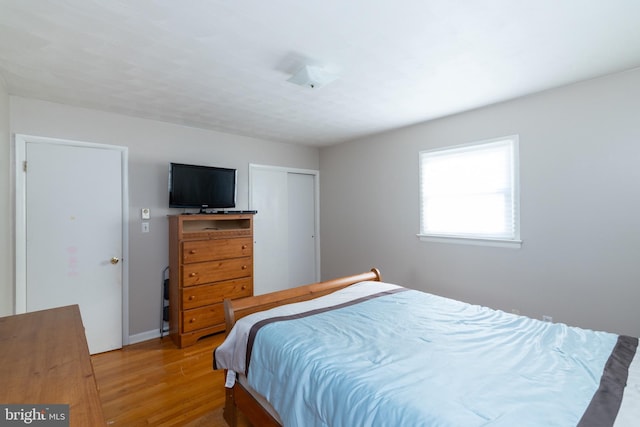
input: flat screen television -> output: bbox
[169,162,237,211]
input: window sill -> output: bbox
[417,234,523,249]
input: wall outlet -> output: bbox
[141,208,150,220]
[542,315,553,322]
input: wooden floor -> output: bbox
[92,332,249,426]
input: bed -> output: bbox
[214,268,639,426]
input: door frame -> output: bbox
[14,134,130,345]
[248,163,321,283]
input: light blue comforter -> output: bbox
[247,286,617,426]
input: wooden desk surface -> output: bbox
[0,305,105,426]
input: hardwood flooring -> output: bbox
[92,333,249,426]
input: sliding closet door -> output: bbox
[251,167,289,294]
[249,165,319,295]
[288,173,317,286]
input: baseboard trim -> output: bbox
[129,329,163,345]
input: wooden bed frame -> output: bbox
[221,268,382,427]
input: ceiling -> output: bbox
[1,1,639,147]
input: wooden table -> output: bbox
[0,305,105,426]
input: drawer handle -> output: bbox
[242,245,247,249]
[190,318,196,323]
[189,272,197,277]
[241,285,246,290]
[189,250,197,254]
[189,295,195,301]
[242,265,247,270]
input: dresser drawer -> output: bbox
[182,238,252,264]
[182,304,224,333]
[182,257,252,286]
[182,278,252,310]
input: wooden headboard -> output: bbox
[223,268,382,334]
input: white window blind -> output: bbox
[419,136,520,246]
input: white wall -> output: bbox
[320,68,640,337]
[0,77,11,316]
[7,97,319,338]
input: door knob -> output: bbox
[110,257,120,265]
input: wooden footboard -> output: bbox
[222,268,382,426]
[224,380,281,427]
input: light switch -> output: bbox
[141,208,150,220]
[142,222,150,233]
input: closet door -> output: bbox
[288,173,317,286]
[250,167,289,294]
[249,165,319,295]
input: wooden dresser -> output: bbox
[0,305,105,426]
[169,214,254,348]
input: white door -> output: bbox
[288,173,317,286]
[251,168,289,293]
[249,165,319,295]
[15,136,128,354]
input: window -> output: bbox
[418,135,521,248]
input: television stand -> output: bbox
[221,210,257,214]
[200,210,257,215]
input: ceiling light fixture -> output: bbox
[287,65,338,89]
